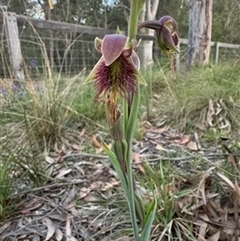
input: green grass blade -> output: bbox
[140,197,157,241]
[102,141,128,191]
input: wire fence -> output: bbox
[0,26,101,77]
[0,17,239,79]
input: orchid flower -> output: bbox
[84,1,173,239]
[138,15,179,56]
[85,34,145,129]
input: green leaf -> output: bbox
[140,197,157,241]
[102,141,128,191]
[104,141,140,240]
[134,192,145,224]
[112,139,128,170]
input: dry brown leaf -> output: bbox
[187,141,199,151]
[0,222,11,235]
[234,180,240,205]
[101,178,119,191]
[79,127,86,137]
[45,155,55,164]
[48,214,66,222]
[66,215,72,241]
[194,131,202,149]
[84,193,100,202]
[207,99,215,127]
[17,234,28,239]
[55,228,63,241]
[90,180,104,190]
[189,193,218,212]
[63,188,77,208]
[155,144,167,151]
[20,198,43,214]
[133,153,145,173]
[197,167,215,205]
[42,217,56,241]
[96,146,104,154]
[206,200,218,218]
[179,134,191,145]
[20,202,43,215]
[70,237,79,241]
[228,154,239,171]
[92,135,102,148]
[56,168,72,179]
[78,187,90,199]
[147,125,169,133]
[96,142,112,154]
[222,219,237,236]
[197,214,209,240]
[208,225,221,237]
[217,172,235,190]
[71,144,80,150]
[207,231,220,241]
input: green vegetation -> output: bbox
[143,62,240,134]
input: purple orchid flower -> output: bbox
[85,34,145,126]
[138,15,179,56]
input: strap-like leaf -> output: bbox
[140,197,157,241]
[102,141,128,191]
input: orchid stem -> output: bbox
[128,0,146,42]
[124,87,141,240]
[125,1,147,240]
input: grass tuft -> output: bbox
[0,73,88,219]
[143,62,240,134]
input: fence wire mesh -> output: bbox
[0,23,239,79]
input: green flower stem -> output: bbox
[115,1,155,240]
[123,99,129,137]
[124,86,141,240]
[126,85,140,145]
[126,164,139,240]
[128,0,146,42]
[124,0,146,232]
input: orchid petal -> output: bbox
[160,26,180,54]
[138,20,162,31]
[94,37,103,53]
[102,34,127,66]
[130,51,140,70]
[84,57,104,84]
[159,15,178,33]
[122,48,133,58]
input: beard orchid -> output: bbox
[85,34,145,128]
[138,15,179,56]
